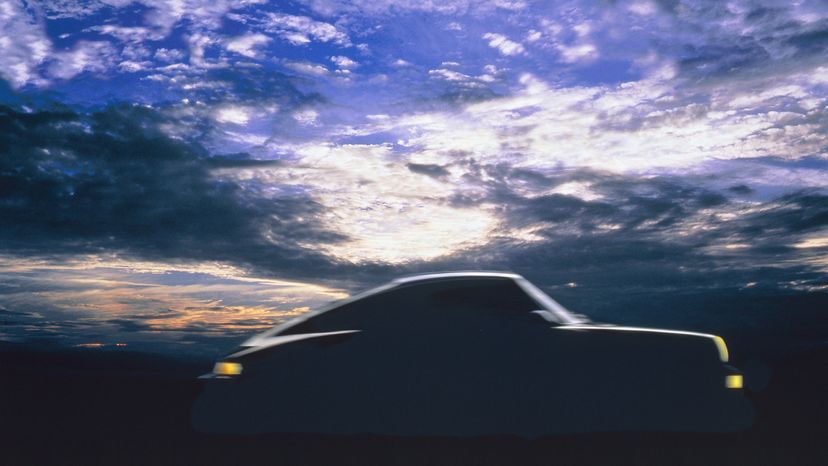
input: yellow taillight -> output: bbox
[213,361,243,376]
[725,374,743,389]
[712,336,729,363]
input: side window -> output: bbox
[425,279,541,313]
[279,278,542,335]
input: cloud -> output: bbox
[0,0,52,87]
[140,0,266,36]
[283,61,330,76]
[48,41,118,80]
[414,165,828,306]
[351,71,827,173]
[426,67,497,100]
[556,42,598,63]
[302,0,472,16]
[482,32,525,56]
[154,48,185,63]
[0,256,347,349]
[0,0,272,87]
[330,55,358,69]
[644,0,828,84]
[428,68,474,82]
[226,141,497,263]
[299,0,532,17]
[260,12,351,46]
[214,105,253,124]
[33,0,114,19]
[407,162,450,179]
[0,104,348,278]
[225,33,271,58]
[87,24,163,43]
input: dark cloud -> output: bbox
[406,162,450,179]
[0,104,347,279]
[784,27,828,56]
[728,184,754,195]
[105,319,153,333]
[737,190,828,237]
[678,43,771,79]
[0,307,32,317]
[405,164,828,297]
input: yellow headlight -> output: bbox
[725,374,743,389]
[213,361,243,376]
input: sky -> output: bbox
[1,0,827,355]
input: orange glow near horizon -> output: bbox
[0,255,348,343]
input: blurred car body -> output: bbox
[192,272,753,436]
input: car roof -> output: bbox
[241,271,579,347]
[393,271,522,284]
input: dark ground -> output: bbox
[1,343,826,466]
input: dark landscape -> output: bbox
[2,338,826,466]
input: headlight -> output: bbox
[213,361,243,376]
[725,374,743,389]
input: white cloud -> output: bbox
[490,0,526,10]
[330,55,358,69]
[33,0,114,19]
[572,21,591,38]
[429,68,471,82]
[154,47,185,63]
[548,182,603,201]
[482,32,525,56]
[187,33,227,68]
[627,1,658,16]
[0,0,52,87]
[302,0,533,17]
[339,70,828,179]
[428,67,489,89]
[87,24,161,42]
[118,60,152,72]
[143,0,266,35]
[556,42,598,63]
[293,108,319,126]
[214,105,252,124]
[283,60,329,76]
[263,12,351,46]
[48,41,118,80]
[531,16,599,64]
[226,33,271,58]
[230,142,496,263]
[482,64,499,74]
[21,0,272,86]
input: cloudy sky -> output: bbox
[1,0,827,355]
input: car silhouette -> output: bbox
[192,272,754,436]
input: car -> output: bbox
[191,272,754,437]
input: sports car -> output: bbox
[192,272,754,436]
